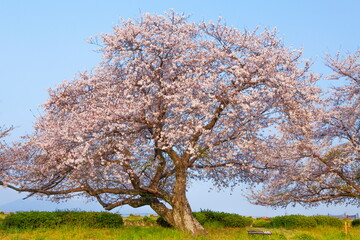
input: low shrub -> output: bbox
[252,218,272,228]
[142,216,156,223]
[1,211,123,229]
[92,211,123,228]
[351,219,360,227]
[192,212,207,225]
[313,216,343,227]
[2,212,61,229]
[193,210,252,228]
[156,210,252,229]
[271,215,317,229]
[222,213,252,227]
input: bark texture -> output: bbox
[151,166,207,236]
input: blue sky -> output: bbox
[0,0,359,216]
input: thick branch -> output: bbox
[149,148,167,188]
[291,192,360,204]
[0,181,142,197]
[103,196,168,211]
[312,153,360,194]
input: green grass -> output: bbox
[0,225,359,240]
[1,213,359,239]
[123,215,158,226]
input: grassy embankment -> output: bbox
[0,214,359,240]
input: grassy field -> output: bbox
[0,225,359,240]
[0,214,359,240]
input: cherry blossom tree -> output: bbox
[0,126,13,181]
[250,49,360,207]
[0,126,12,158]
[0,12,320,235]
[0,126,12,141]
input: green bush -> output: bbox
[2,212,60,229]
[271,215,317,229]
[313,216,343,227]
[156,210,252,229]
[92,211,123,228]
[142,216,156,223]
[192,212,207,225]
[222,213,252,227]
[1,211,123,229]
[252,218,272,228]
[193,210,252,228]
[351,219,360,227]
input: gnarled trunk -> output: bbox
[162,195,206,236]
[150,165,207,236]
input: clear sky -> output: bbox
[0,0,359,216]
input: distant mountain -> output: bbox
[0,198,155,216]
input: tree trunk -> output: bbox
[166,195,207,236]
[151,164,207,236]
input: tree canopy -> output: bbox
[0,12,321,235]
[250,49,360,207]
